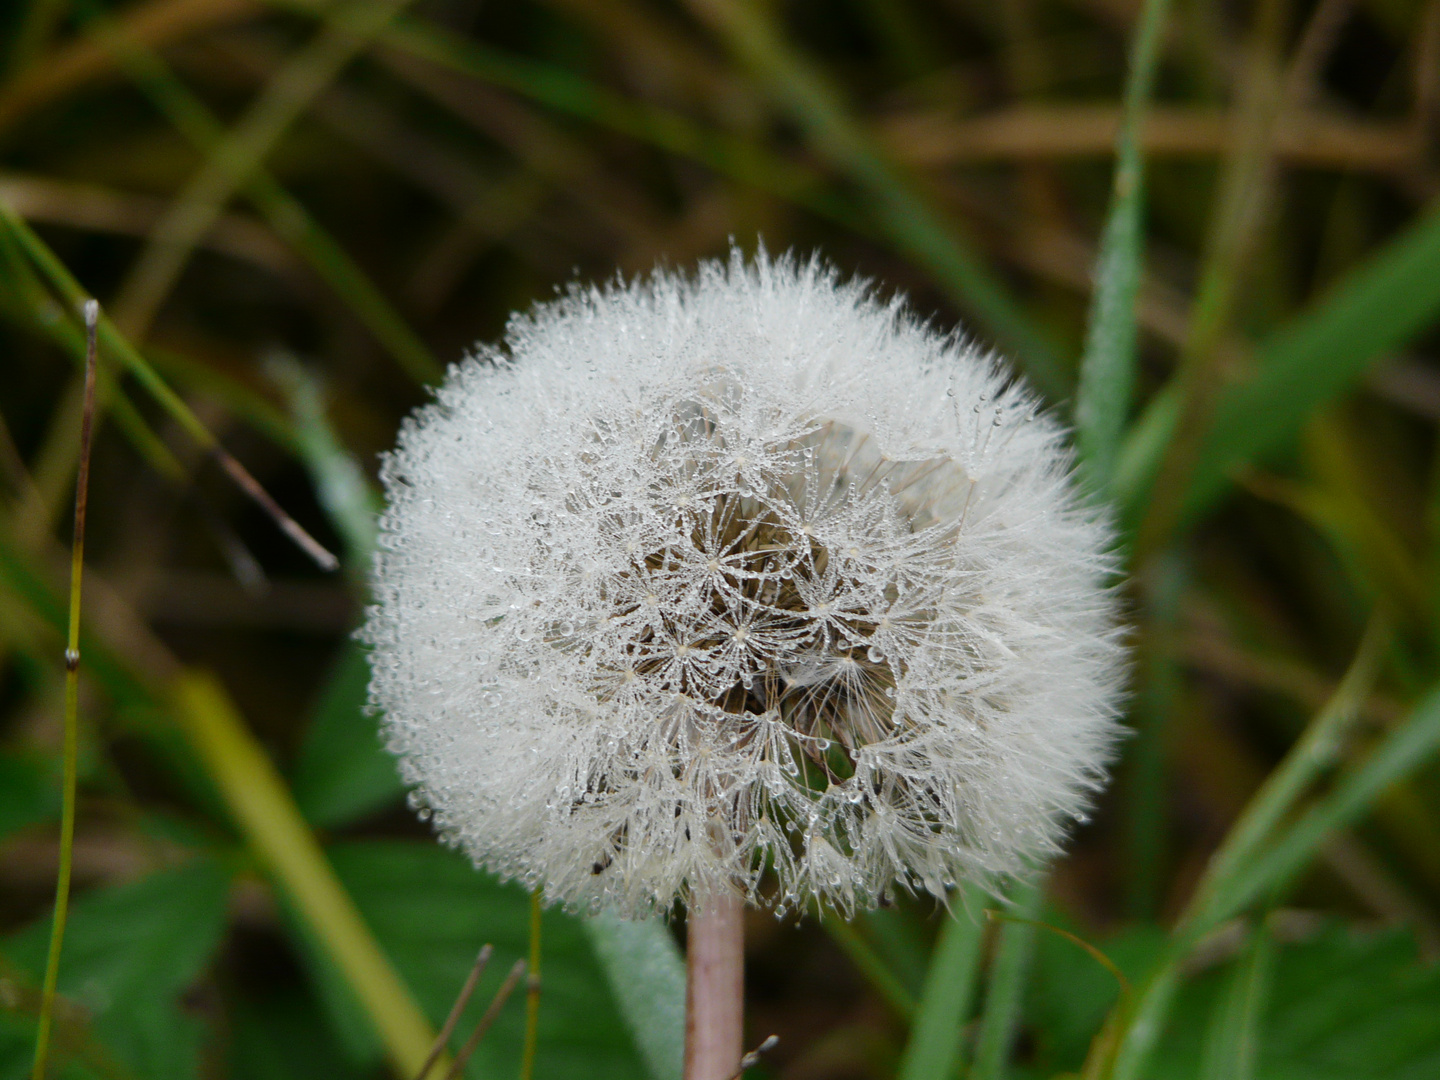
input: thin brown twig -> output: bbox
[726,1034,779,1080]
[413,945,493,1080]
[441,959,528,1080]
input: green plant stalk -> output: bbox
[971,878,1044,1080]
[31,300,99,1080]
[895,887,987,1080]
[1074,0,1172,490]
[520,890,542,1080]
[172,670,445,1080]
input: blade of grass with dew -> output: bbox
[172,670,448,1080]
[1196,917,1274,1080]
[821,909,916,1019]
[583,910,686,1080]
[1074,0,1172,490]
[970,877,1045,1080]
[895,885,988,1080]
[0,202,339,570]
[266,354,380,565]
[683,0,1070,399]
[107,0,419,343]
[30,299,98,1080]
[1117,198,1440,528]
[78,0,443,386]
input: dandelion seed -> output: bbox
[364,248,1126,919]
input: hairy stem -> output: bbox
[684,890,745,1080]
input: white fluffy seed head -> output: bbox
[364,248,1127,916]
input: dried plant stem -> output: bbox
[684,890,745,1080]
[31,299,100,1080]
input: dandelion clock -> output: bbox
[364,248,1126,1080]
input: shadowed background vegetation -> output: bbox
[2,0,1440,1078]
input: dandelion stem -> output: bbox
[684,890,745,1080]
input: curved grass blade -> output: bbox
[1074,0,1173,491]
[1197,917,1274,1080]
[971,877,1044,1080]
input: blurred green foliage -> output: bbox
[3,0,1440,1078]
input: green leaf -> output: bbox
[1153,924,1440,1080]
[290,644,405,831]
[895,886,988,1080]
[315,841,648,1080]
[583,911,685,1080]
[0,749,59,842]
[0,857,235,1080]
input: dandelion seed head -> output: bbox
[364,248,1126,916]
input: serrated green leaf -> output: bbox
[1,857,235,1080]
[314,841,647,1080]
[1153,925,1440,1080]
[290,644,404,831]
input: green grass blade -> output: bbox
[685,0,1069,399]
[1074,0,1172,490]
[1191,617,1387,925]
[1196,918,1274,1080]
[1120,199,1440,528]
[970,878,1044,1080]
[1217,681,1440,923]
[896,887,988,1080]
